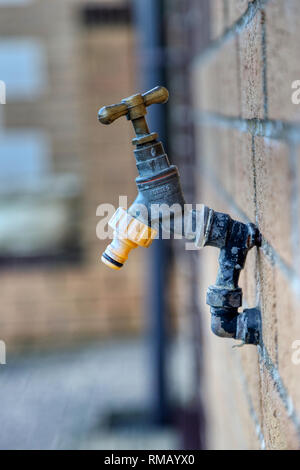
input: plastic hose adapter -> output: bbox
[101,207,157,270]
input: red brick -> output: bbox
[238,10,265,118]
[257,252,278,365]
[275,268,300,417]
[254,137,293,267]
[195,37,240,117]
[260,361,300,449]
[266,0,300,121]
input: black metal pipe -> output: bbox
[204,210,262,344]
[133,0,170,426]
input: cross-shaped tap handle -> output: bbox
[98,86,169,145]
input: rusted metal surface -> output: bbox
[204,210,262,345]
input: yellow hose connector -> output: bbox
[101,207,157,270]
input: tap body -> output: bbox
[128,140,186,234]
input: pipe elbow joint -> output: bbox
[210,307,261,345]
[205,210,262,345]
[210,308,237,339]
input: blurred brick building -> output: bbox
[2,0,300,451]
[0,0,145,347]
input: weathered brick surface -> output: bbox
[196,37,240,117]
[260,362,300,450]
[254,137,293,266]
[275,268,300,416]
[266,0,300,122]
[257,253,278,365]
[202,334,262,449]
[193,0,300,450]
[200,126,238,200]
[238,10,265,119]
[234,132,256,220]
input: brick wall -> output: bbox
[0,0,145,348]
[192,0,300,449]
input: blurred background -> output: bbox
[2,0,299,452]
[0,0,208,450]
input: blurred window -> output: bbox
[0,129,81,264]
[0,130,50,190]
[0,0,32,5]
[0,39,46,100]
[82,2,131,26]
